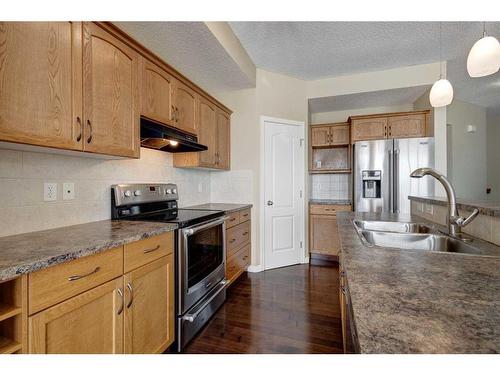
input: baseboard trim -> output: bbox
[247,264,263,273]
[309,253,339,267]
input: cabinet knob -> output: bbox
[87,120,93,143]
[76,117,82,142]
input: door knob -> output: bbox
[267,200,274,206]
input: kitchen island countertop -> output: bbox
[183,203,252,214]
[337,211,500,353]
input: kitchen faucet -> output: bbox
[410,168,479,236]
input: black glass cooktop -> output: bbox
[127,208,224,228]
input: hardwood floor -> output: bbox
[184,264,343,354]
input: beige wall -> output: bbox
[487,114,500,201]
[0,147,211,237]
[446,99,487,200]
[310,104,414,124]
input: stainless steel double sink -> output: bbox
[353,219,500,257]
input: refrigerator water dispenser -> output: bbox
[362,170,381,198]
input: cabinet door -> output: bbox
[124,255,174,354]
[351,117,387,142]
[141,58,175,126]
[173,80,198,135]
[309,214,340,256]
[0,22,82,150]
[198,97,217,167]
[388,114,426,138]
[82,22,139,158]
[311,126,331,147]
[330,124,350,145]
[216,109,230,170]
[29,277,124,354]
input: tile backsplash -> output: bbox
[0,148,211,237]
[310,174,350,200]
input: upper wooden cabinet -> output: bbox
[216,109,231,169]
[198,97,217,167]
[349,110,429,142]
[310,123,351,173]
[173,80,198,135]
[311,126,331,147]
[350,117,388,142]
[0,22,83,150]
[82,22,140,158]
[311,123,349,147]
[141,58,175,126]
[387,113,427,138]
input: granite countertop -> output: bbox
[409,195,500,217]
[337,211,500,353]
[183,203,252,214]
[0,220,177,282]
[309,199,352,206]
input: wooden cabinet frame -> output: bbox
[309,123,351,174]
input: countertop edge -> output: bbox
[183,203,253,214]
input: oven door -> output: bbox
[178,216,227,314]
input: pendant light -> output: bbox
[467,22,500,78]
[430,22,454,108]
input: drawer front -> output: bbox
[226,220,251,258]
[226,244,250,282]
[29,246,123,315]
[225,211,240,229]
[309,204,352,216]
[239,208,251,223]
[124,232,174,273]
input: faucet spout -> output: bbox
[410,167,463,236]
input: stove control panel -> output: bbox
[111,183,179,207]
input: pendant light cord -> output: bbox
[439,22,443,79]
[483,21,486,38]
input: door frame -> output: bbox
[259,116,308,271]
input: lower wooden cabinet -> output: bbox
[26,232,175,354]
[29,277,124,354]
[225,208,251,286]
[309,204,351,258]
[124,254,174,354]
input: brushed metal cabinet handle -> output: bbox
[117,288,124,315]
[242,232,249,235]
[171,105,176,121]
[87,120,93,143]
[68,266,100,281]
[76,116,82,142]
[229,238,236,243]
[143,244,161,254]
[230,217,236,222]
[126,282,133,309]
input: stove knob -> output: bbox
[134,190,142,196]
[172,188,177,194]
[124,190,132,197]
[166,189,172,194]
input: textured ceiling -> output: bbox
[114,22,255,93]
[231,22,500,113]
[308,85,431,114]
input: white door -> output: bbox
[263,118,305,270]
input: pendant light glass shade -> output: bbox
[467,35,500,77]
[430,79,454,108]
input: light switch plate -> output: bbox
[424,203,434,214]
[63,182,75,200]
[44,182,57,201]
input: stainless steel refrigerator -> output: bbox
[353,137,435,214]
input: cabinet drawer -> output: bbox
[239,208,251,223]
[309,204,351,216]
[226,244,250,282]
[28,246,123,315]
[124,232,174,273]
[226,221,251,258]
[225,212,240,229]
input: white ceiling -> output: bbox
[308,85,431,114]
[230,22,500,114]
[114,22,255,93]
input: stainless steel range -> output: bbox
[111,183,227,351]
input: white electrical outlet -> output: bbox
[44,182,57,201]
[424,203,434,215]
[63,182,75,200]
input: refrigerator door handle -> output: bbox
[394,149,400,213]
[388,149,394,212]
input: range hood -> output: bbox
[140,117,208,153]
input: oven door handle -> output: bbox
[182,279,228,322]
[183,216,229,236]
